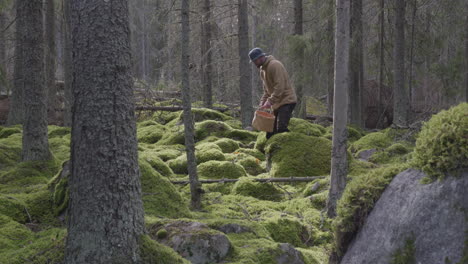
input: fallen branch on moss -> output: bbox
[170,176,325,185]
[135,106,230,112]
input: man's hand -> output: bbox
[261,100,272,109]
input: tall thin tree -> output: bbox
[327,0,350,218]
[45,0,57,123]
[66,0,145,262]
[0,10,6,95]
[377,0,385,128]
[21,0,50,161]
[7,0,26,125]
[201,0,213,109]
[238,0,253,128]
[393,0,409,127]
[293,0,306,118]
[326,1,335,116]
[182,0,201,210]
[349,0,363,127]
[62,0,72,127]
[465,0,468,101]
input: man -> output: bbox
[249,47,297,139]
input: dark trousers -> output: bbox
[266,103,296,139]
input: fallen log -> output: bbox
[170,176,325,185]
[135,105,230,112]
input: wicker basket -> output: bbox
[252,109,275,132]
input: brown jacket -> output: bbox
[260,56,297,110]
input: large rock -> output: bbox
[156,221,231,264]
[341,169,468,264]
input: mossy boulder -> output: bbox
[237,156,265,176]
[147,145,184,161]
[140,152,174,177]
[289,118,326,137]
[302,177,329,197]
[48,126,71,138]
[139,159,190,218]
[263,216,309,247]
[0,196,28,223]
[412,103,468,180]
[167,148,226,175]
[213,138,240,153]
[156,125,186,145]
[0,126,21,139]
[235,148,265,161]
[265,133,332,177]
[152,111,181,125]
[139,235,190,264]
[198,161,247,179]
[48,136,71,162]
[350,131,392,153]
[181,108,232,123]
[137,123,166,144]
[232,177,283,201]
[195,120,232,140]
[225,129,258,143]
[0,134,22,169]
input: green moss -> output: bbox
[232,177,283,201]
[152,111,181,125]
[333,164,409,258]
[289,118,325,137]
[23,188,57,225]
[347,125,364,142]
[140,152,174,177]
[237,156,265,176]
[167,155,188,174]
[263,216,308,247]
[412,103,468,180]
[213,138,240,153]
[254,133,268,153]
[139,159,190,218]
[348,159,377,177]
[48,164,69,216]
[309,191,328,209]
[225,129,258,143]
[0,196,28,223]
[390,237,416,264]
[195,120,233,140]
[185,108,232,122]
[48,126,71,138]
[225,119,242,129]
[265,133,332,177]
[48,137,70,162]
[145,145,184,161]
[235,148,265,161]
[0,126,21,139]
[156,125,186,145]
[349,131,392,153]
[302,178,329,197]
[0,215,32,252]
[0,134,22,169]
[196,142,223,152]
[222,236,283,264]
[297,247,328,264]
[139,234,190,264]
[198,161,247,179]
[137,123,166,144]
[167,148,226,175]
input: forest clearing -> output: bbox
[0,0,467,263]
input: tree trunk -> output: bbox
[201,0,213,108]
[327,0,350,218]
[62,0,72,127]
[66,1,145,263]
[251,9,261,103]
[292,0,306,118]
[349,0,363,127]
[465,1,468,102]
[181,0,201,210]
[238,0,253,128]
[408,0,417,110]
[327,1,335,116]
[21,0,50,162]
[393,0,409,127]
[45,0,57,124]
[377,0,385,128]
[0,11,6,95]
[8,1,26,125]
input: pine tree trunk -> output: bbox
[21,0,50,161]
[8,1,26,125]
[327,1,335,116]
[0,11,6,95]
[45,0,57,124]
[238,0,253,128]
[465,1,468,102]
[349,0,363,127]
[62,0,72,127]
[393,0,409,127]
[408,0,417,110]
[327,0,350,218]
[66,1,145,263]
[377,0,385,128]
[293,0,306,118]
[181,0,201,210]
[201,0,213,108]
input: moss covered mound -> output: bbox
[213,138,240,153]
[140,152,174,177]
[265,133,332,177]
[139,159,190,218]
[181,108,232,123]
[412,103,468,180]
[0,133,22,169]
[263,216,309,247]
[368,142,413,164]
[139,235,190,264]
[289,118,326,137]
[232,177,283,201]
[0,126,22,139]
[137,123,166,144]
[167,148,226,175]
[350,131,392,154]
[48,126,71,138]
[238,156,265,176]
[198,161,247,179]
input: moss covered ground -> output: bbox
[1,103,465,263]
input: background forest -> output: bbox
[0,0,467,264]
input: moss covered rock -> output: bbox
[0,134,22,169]
[412,103,468,180]
[265,133,332,177]
[235,148,265,161]
[350,131,392,153]
[48,126,71,138]
[198,161,247,179]
[237,156,265,176]
[167,148,226,175]
[289,118,326,137]
[213,138,240,153]
[139,235,190,264]
[137,123,166,144]
[140,152,174,177]
[0,126,21,139]
[232,177,283,201]
[263,216,309,247]
[0,196,28,223]
[139,159,190,218]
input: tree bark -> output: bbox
[327,0,350,218]
[377,0,385,128]
[238,0,253,128]
[181,0,201,210]
[349,0,363,127]
[465,1,468,102]
[393,0,409,127]
[8,0,26,125]
[21,0,50,162]
[62,0,72,127]
[66,1,145,263]
[45,0,57,124]
[408,0,417,110]
[293,0,306,118]
[201,0,213,109]
[0,11,6,95]
[326,1,335,116]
